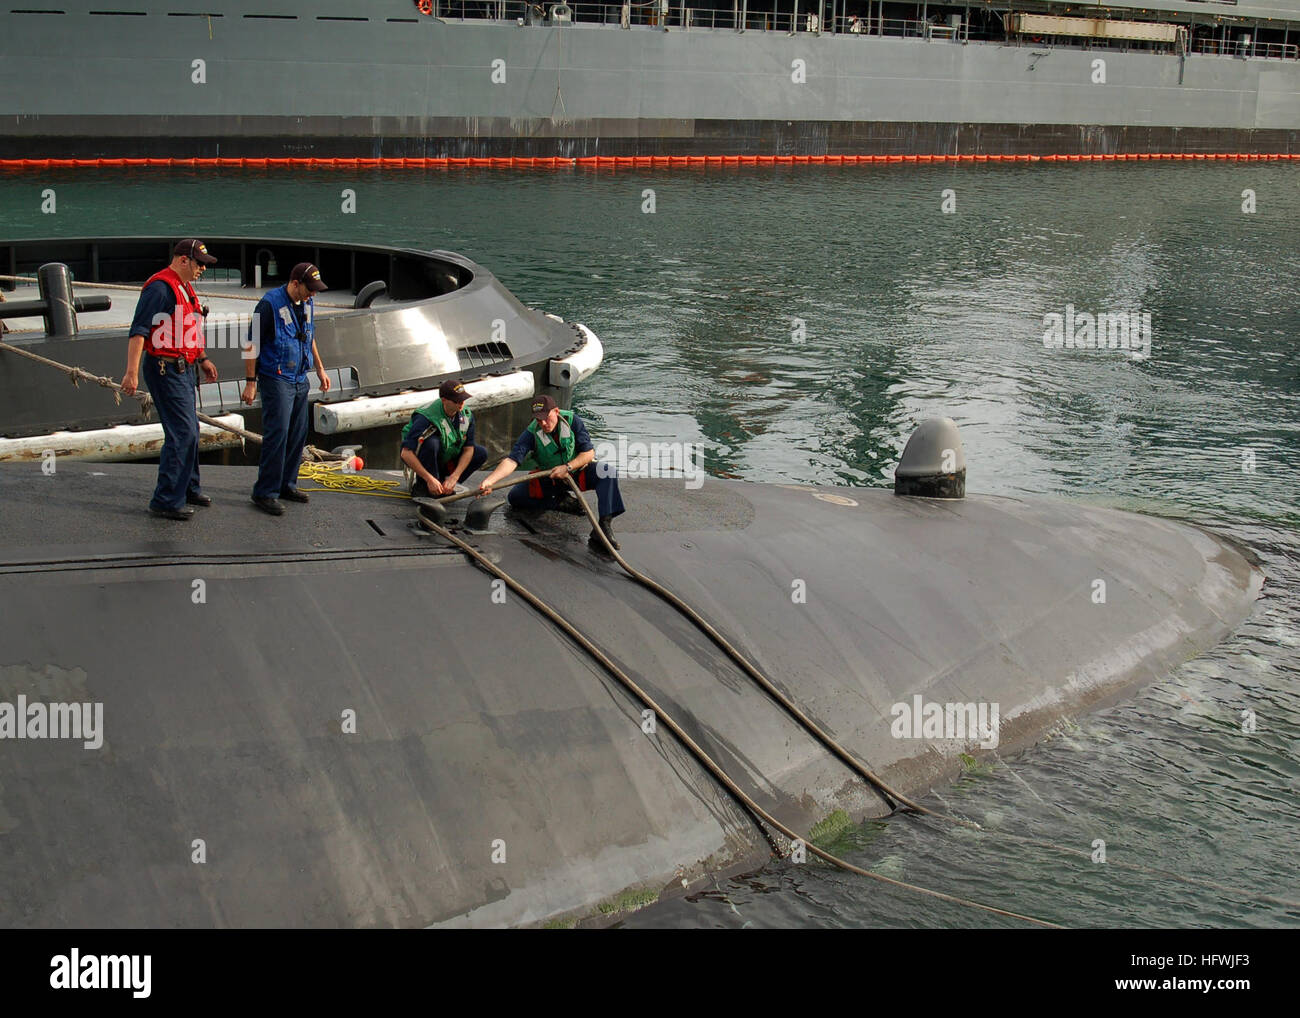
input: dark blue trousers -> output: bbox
[143,354,201,511]
[254,374,311,499]
[507,462,625,519]
[410,435,488,497]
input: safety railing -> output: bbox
[425,2,1298,61]
[433,2,934,34]
[1003,31,1297,60]
[436,3,969,37]
[1190,37,1298,60]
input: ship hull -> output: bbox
[5,118,1297,159]
[3,7,1298,158]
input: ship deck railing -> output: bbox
[1190,37,1298,59]
[435,2,1298,61]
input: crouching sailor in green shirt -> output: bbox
[477,395,625,555]
[399,379,488,497]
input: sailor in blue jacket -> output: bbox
[242,262,331,516]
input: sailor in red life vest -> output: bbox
[122,239,220,520]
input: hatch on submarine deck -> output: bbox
[0,463,1263,927]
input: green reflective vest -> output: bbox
[403,400,472,460]
[523,410,576,470]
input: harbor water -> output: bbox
[1,164,1296,927]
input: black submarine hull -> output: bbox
[0,465,1263,926]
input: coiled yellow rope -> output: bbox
[296,460,412,499]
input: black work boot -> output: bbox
[556,490,587,516]
[149,504,194,521]
[588,515,620,555]
[251,495,285,516]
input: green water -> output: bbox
[2,164,1297,927]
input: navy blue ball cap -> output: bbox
[175,239,217,265]
[290,262,327,292]
[531,395,558,421]
[439,380,469,402]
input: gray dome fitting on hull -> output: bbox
[895,417,966,499]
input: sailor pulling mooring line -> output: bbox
[474,395,625,551]
[399,378,489,499]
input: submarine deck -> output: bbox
[0,464,1263,926]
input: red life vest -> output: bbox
[143,266,204,362]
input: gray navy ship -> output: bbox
[2,0,1298,158]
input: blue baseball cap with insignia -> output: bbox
[289,262,328,292]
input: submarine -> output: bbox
[0,418,1262,927]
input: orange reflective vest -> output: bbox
[143,267,204,362]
